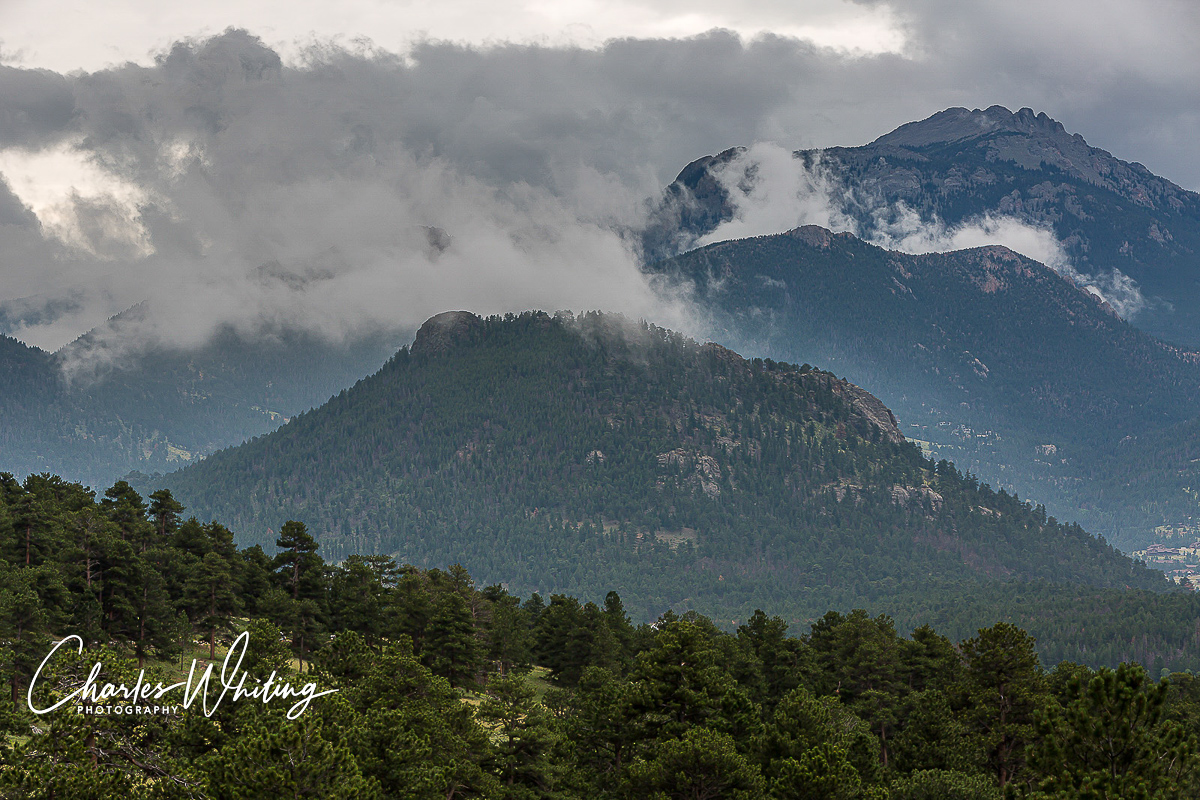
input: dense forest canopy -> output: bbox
[2,476,1200,798]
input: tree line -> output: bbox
[2,474,1200,797]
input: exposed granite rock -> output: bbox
[785,225,836,248]
[831,378,904,444]
[411,311,485,355]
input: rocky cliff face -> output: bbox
[831,378,903,444]
[411,310,486,355]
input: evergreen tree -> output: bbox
[273,520,319,601]
[148,488,185,541]
[483,586,534,675]
[627,619,760,744]
[1028,664,1195,799]
[207,711,381,799]
[271,520,325,665]
[478,674,558,795]
[959,622,1049,788]
[424,588,481,686]
[622,727,766,800]
[339,636,497,799]
[185,551,241,659]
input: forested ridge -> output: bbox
[2,477,1200,798]
[663,229,1200,449]
[650,227,1200,550]
[641,105,1200,551]
[141,310,1200,671]
[0,321,402,488]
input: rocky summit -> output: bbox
[646,105,1200,347]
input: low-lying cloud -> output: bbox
[695,143,857,243]
[872,206,1147,318]
[697,143,1148,318]
[0,31,716,369]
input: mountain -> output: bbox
[153,310,1181,654]
[0,316,405,487]
[647,105,1200,347]
[651,225,1200,549]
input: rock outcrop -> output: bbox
[411,311,485,355]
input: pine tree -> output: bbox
[148,488,185,542]
[185,552,241,660]
[423,589,481,686]
[478,674,557,794]
[959,622,1049,788]
[207,712,381,799]
[274,520,319,601]
[622,727,765,800]
[1028,663,1195,798]
[272,520,325,666]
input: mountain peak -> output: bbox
[861,104,1196,213]
[872,105,1073,149]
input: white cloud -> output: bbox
[0,141,154,259]
[874,206,1148,318]
[698,144,1149,318]
[696,143,857,244]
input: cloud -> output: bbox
[869,204,1070,267]
[1,11,1196,360]
[872,206,1148,318]
[0,0,906,74]
[2,30,725,361]
[695,143,857,244]
[0,142,154,259]
[0,65,75,147]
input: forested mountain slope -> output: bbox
[0,318,403,488]
[654,226,1200,549]
[4,475,1200,795]
[159,310,1173,644]
[647,105,1200,347]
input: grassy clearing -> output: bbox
[460,665,556,712]
[524,666,554,704]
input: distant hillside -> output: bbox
[647,105,1200,347]
[0,317,404,487]
[158,310,1171,635]
[652,225,1200,549]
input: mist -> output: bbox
[697,143,1149,318]
[0,33,724,367]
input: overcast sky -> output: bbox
[1,0,1198,357]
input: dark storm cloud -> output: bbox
[0,5,1198,361]
[0,65,75,147]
